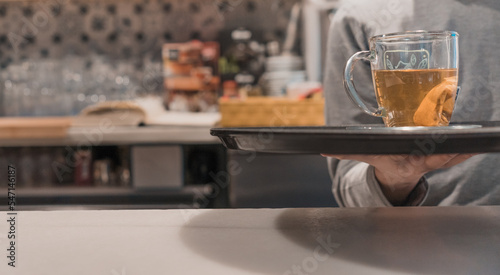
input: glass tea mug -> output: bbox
[343,30,459,127]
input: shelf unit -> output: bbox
[0,125,228,210]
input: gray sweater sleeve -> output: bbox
[324,0,428,207]
[328,158,392,207]
[328,158,428,207]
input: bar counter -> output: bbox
[0,125,219,147]
[1,207,499,274]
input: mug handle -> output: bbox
[343,51,385,117]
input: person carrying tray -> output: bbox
[323,0,500,206]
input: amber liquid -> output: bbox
[373,69,458,127]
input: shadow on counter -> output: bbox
[179,207,500,274]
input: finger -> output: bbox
[377,154,456,177]
[388,155,407,162]
[321,154,380,165]
[421,153,478,171]
[323,154,419,168]
[441,153,480,169]
[422,154,459,169]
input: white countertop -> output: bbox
[1,207,499,275]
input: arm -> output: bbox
[327,154,475,206]
[328,158,395,207]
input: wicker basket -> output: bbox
[219,97,324,127]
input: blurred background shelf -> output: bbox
[1,137,229,209]
[0,185,214,210]
[0,0,339,209]
[0,185,213,197]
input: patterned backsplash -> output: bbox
[0,0,298,66]
[0,0,301,116]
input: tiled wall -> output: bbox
[0,0,298,66]
[0,0,299,116]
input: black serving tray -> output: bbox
[210,122,500,155]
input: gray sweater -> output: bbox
[325,0,500,206]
